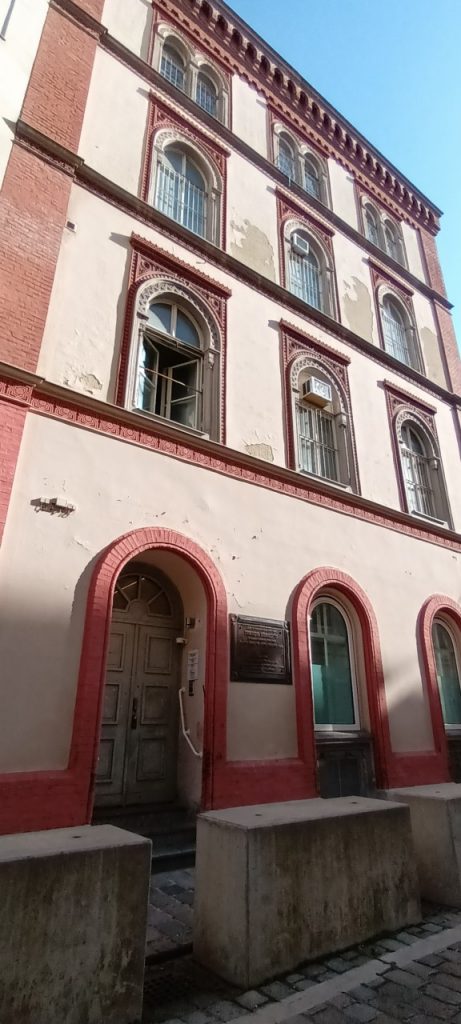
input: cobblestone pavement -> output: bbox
[143,903,461,1024]
[147,867,195,957]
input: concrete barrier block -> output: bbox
[194,797,420,988]
[385,783,461,905]
[0,824,151,1024]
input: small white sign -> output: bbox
[187,649,199,682]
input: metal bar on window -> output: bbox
[155,164,207,238]
[296,404,339,481]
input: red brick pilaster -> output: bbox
[419,229,447,298]
[433,303,461,396]
[0,382,32,543]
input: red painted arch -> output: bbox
[291,567,393,791]
[417,594,461,782]
[69,527,229,819]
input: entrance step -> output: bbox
[93,804,196,873]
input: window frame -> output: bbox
[309,597,361,733]
[286,226,336,317]
[360,197,407,267]
[150,134,222,246]
[136,302,204,431]
[377,286,423,373]
[154,26,229,125]
[432,618,461,731]
[273,122,331,207]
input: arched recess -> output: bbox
[68,527,229,820]
[291,567,392,792]
[418,594,461,781]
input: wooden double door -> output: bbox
[94,567,183,807]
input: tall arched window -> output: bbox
[288,231,333,314]
[196,72,218,116]
[400,423,436,517]
[303,156,321,200]
[433,621,461,727]
[291,357,357,491]
[364,204,380,246]
[310,600,359,728]
[383,219,404,264]
[277,135,296,180]
[136,300,203,429]
[160,44,185,89]
[381,295,419,369]
[154,145,207,237]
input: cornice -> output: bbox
[13,119,461,408]
[151,0,442,231]
[1,362,460,553]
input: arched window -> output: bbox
[136,300,203,430]
[288,231,333,314]
[383,219,404,264]
[381,294,419,369]
[160,43,185,90]
[398,419,451,523]
[364,204,380,247]
[277,135,296,180]
[196,72,218,116]
[433,621,461,727]
[154,145,207,238]
[292,361,357,490]
[310,600,359,729]
[304,156,321,200]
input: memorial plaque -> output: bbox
[230,615,291,684]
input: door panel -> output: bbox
[94,622,136,805]
[124,625,179,804]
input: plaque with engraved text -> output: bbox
[230,615,291,684]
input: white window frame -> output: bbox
[433,618,461,732]
[309,597,361,733]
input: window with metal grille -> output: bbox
[433,621,461,727]
[400,423,436,518]
[136,301,203,430]
[381,297,417,368]
[304,157,321,199]
[277,137,296,180]
[155,147,207,238]
[364,205,380,246]
[296,403,338,481]
[160,44,185,89]
[196,73,217,116]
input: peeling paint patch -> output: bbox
[63,370,103,395]
[420,327,445,386]
[244,442,274,462]
[230,218,276,280]
[342,277,374,342]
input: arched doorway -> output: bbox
[94,563,184,808]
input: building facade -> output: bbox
[0,0,461,835]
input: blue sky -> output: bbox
[228,0,461,348]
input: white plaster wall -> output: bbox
[1,413,461,773]
[0,0,48,189]
[102,0,152,60]
[79,48,148,196]
[328,159,358,230]
[333,233,377,345]
[227,151,278,282]
[411,290,447,388]
[402,221,426,283]
[231,74,268,157]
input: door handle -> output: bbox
[131,697,138,730]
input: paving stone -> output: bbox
[439,962,461,979]
[180,1012,213,1024]
[403,994,457,1019]
[379,940,405,953]
[284,1016,311,1024]
[402,963,435,981]
[235,991,269,1010]
[155,918,190,941]
[344,1005,379,1023]
[294,979,318,991]
[425,983,461,1005]
[326,958,352,974]
[342,950,361,961]
[420,922,443,933]
[260,980,294,1000]
[367,979,386,989]
[432,972,461,993]
[168,903,194,926]
[330,994,354,1009]
[310,1007,350,1024]
[392,932,417,946]
[304,964,328,978]
[348,985,379,1002]
[376,982,418,1005]
[286,973,305,984]
[383,970,424,989]
[443,949,461,963]
[368,995,416,1021]
[418,954,445,967]
[205,1001,242,1021]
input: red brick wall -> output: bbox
[0,147,72,371]
[433,303,461,396]
[21,6,101,152]
[0,396,28,543]
[419,229,447,298]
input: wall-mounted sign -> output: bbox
[230,615,291,684]
[187,649,199,682]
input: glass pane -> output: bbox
[433,622,461,725]
[304,160,320,198]
[136,339,158,412]
[148,589,171,616]
[365,210,379,246]
[196,74,217,115]
[289,250,322,310]
[148,303,172,334]
[160,46,185,89]
[278,140,295,178]
[169,359,199,428]
[311,603,355,726]
[176,310,200,347]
